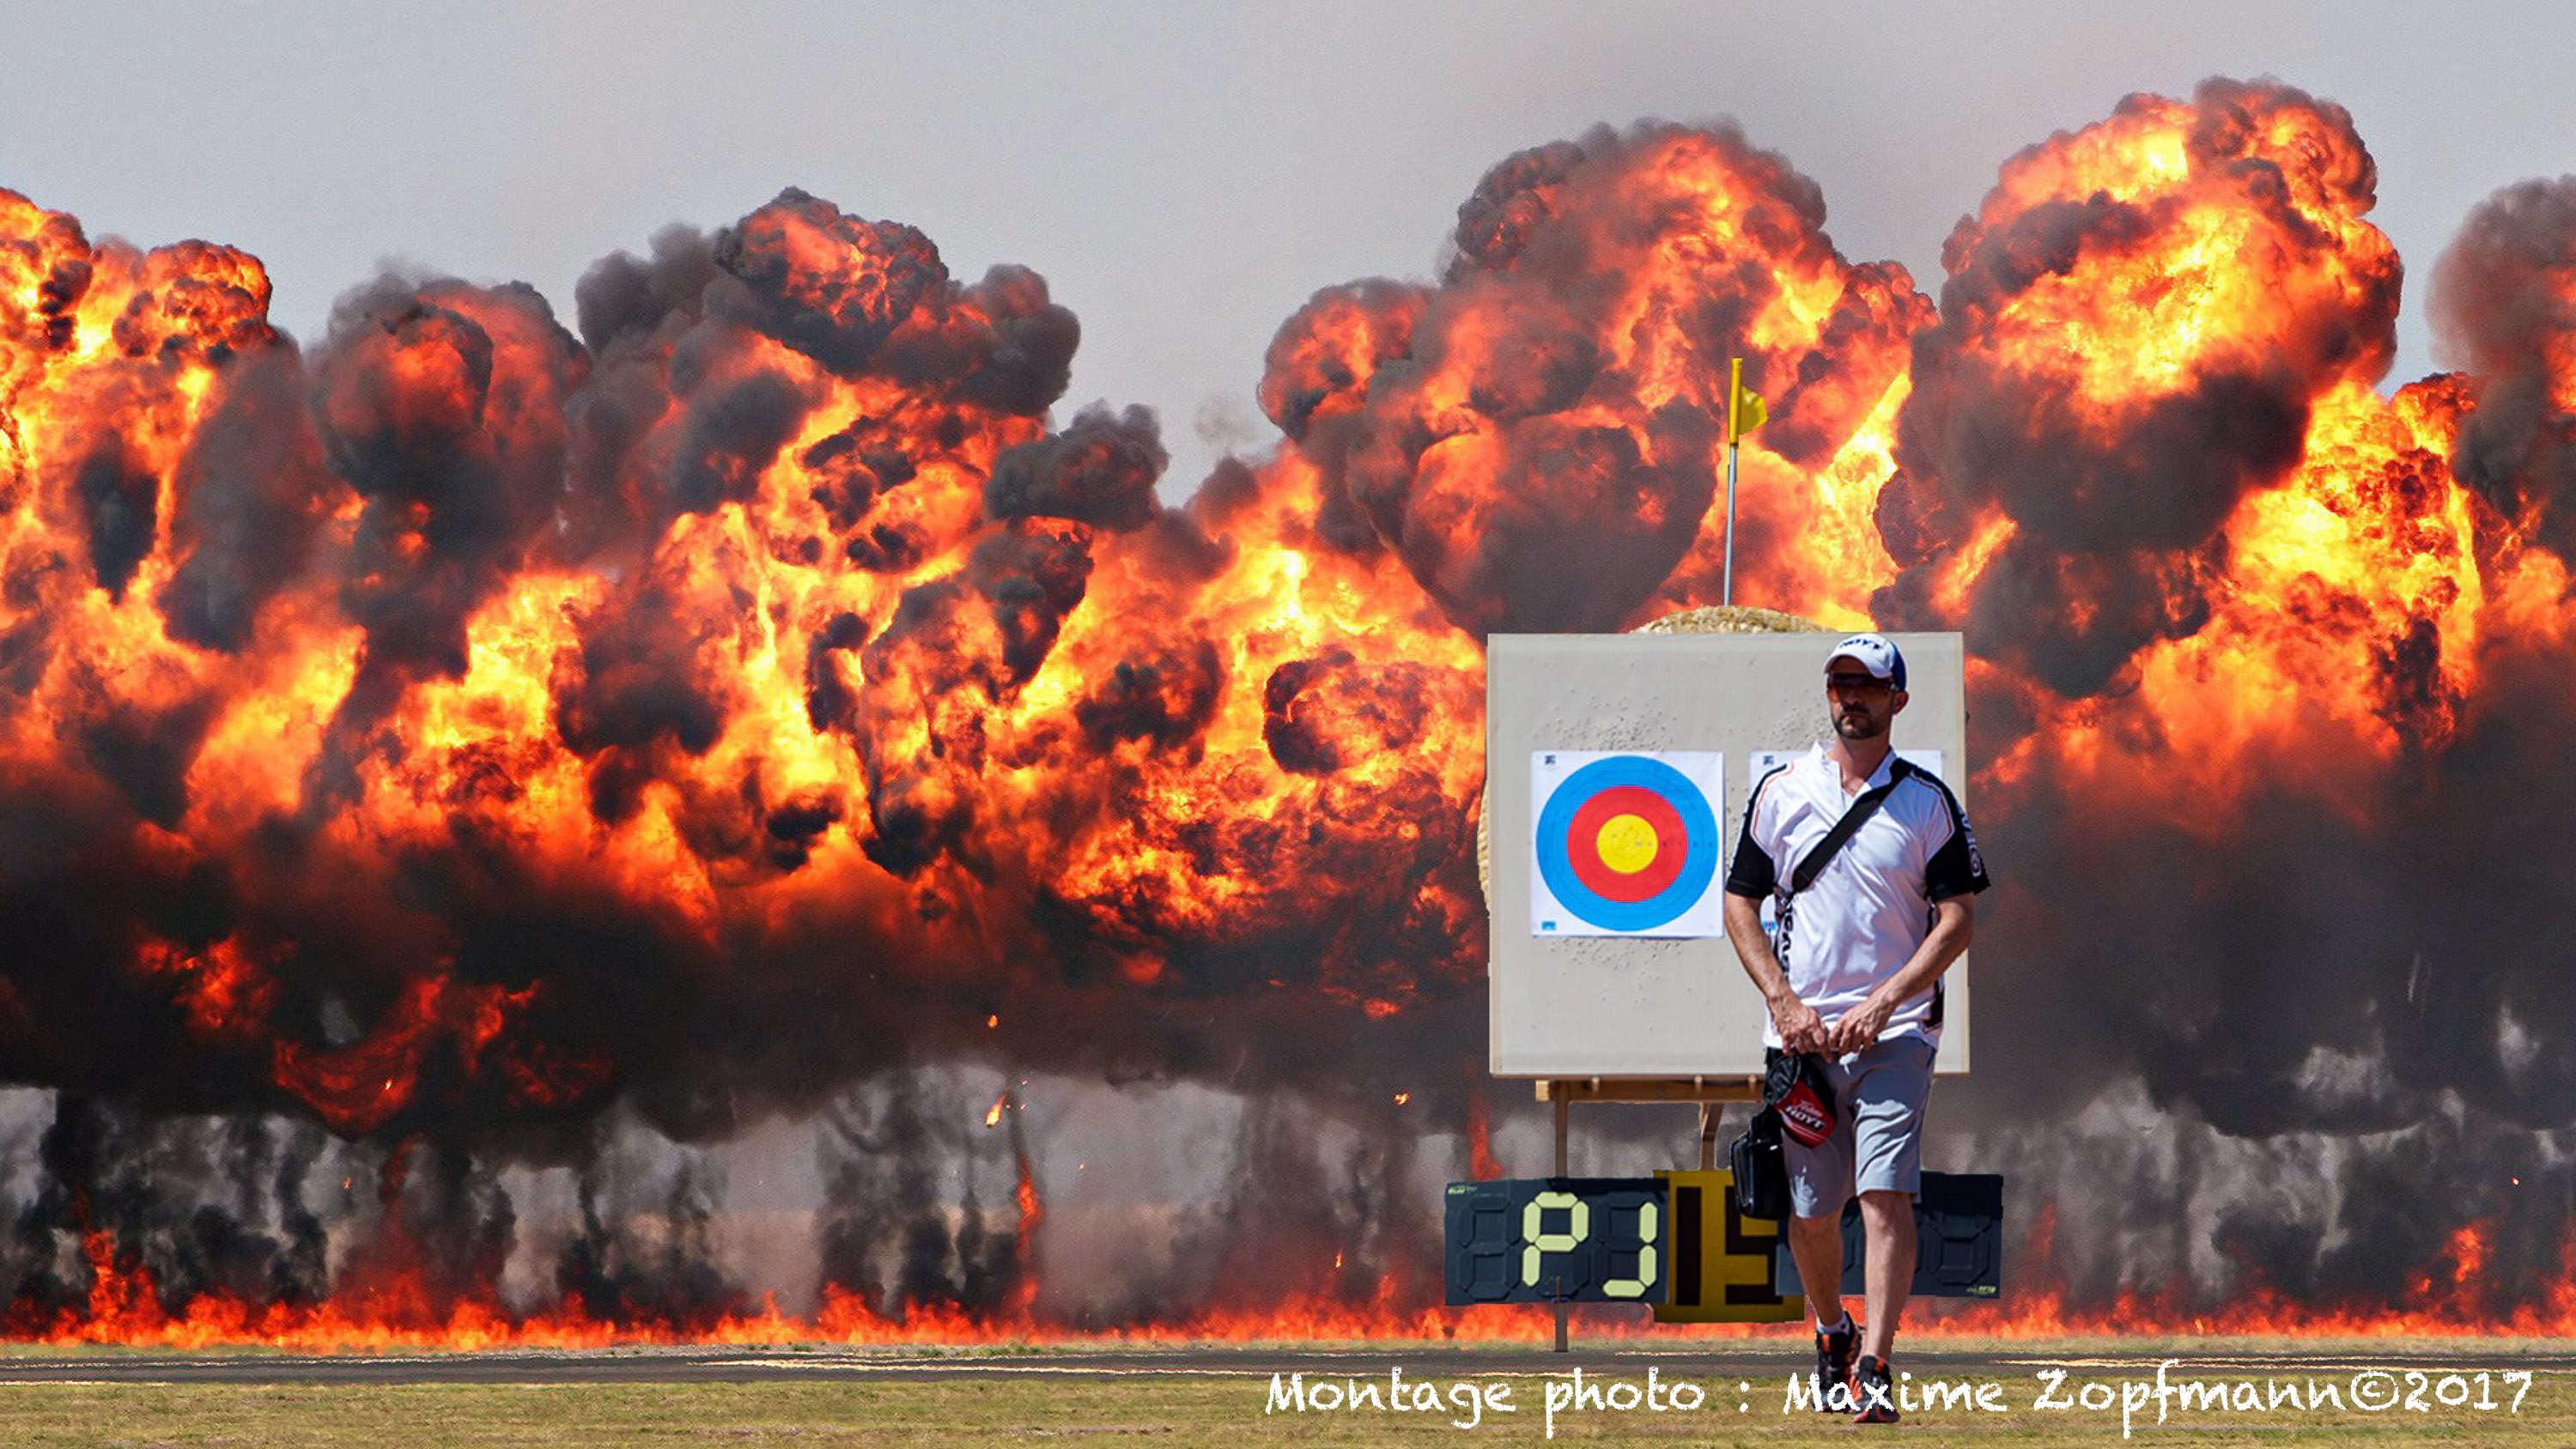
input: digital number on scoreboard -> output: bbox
[1445,1178,1668,1304]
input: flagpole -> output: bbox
[1722,440,1739,607]
[1723,357,1745,607]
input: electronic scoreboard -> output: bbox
[1443,1169,2001,1317]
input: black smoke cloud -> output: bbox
[985,403,1167,531]
[2434,176,2576,563]
[1270,120,1922,637]
[1876,78,2401,697]
[1896,88,2576,1313]
[0,173,1474,1207]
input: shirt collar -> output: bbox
[1807,741,1898,791]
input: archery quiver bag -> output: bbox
[1728,1102,1789,1220]
[1729,1049,1840,1219]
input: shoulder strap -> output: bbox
[1787,757,1913,894]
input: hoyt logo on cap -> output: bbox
[1826,633,1907,692]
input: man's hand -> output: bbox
[1826,992,1895,1054]
[1827,896,1973,1055]
[1728,892,1828,1053]
[1770,992,1829,1055]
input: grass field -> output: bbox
[0,1337,2564,1446]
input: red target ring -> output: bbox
[1564,784,1688,903]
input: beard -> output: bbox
[1832,706,1888,742]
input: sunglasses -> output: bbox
[1825,672,1893,693]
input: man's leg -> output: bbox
[1856,1189,1915,1362]
[1786,1210,1844,1328]
[1842,1034,1935,1422]
[1781,1077,1858,1410]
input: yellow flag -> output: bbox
[1728,357,1766,446]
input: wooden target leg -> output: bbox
[1553,1088,1570,1354]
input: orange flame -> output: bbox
[23,1213,2559,1350]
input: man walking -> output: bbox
[1721,633,1989,1423]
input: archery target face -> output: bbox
[1529,751,1725,937]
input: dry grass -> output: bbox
[0,1338,2564,1446]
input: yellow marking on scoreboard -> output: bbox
[1654,1168,1805,1324]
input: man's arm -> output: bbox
[1724,892,1828,1055]
[1825,895,1972,1054]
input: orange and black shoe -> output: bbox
[1810,1317,1854,1412]
[1852,1354,1899,1423]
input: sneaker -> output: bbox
[1852,1354,1899,1423]
[1810,1317,1854,1412]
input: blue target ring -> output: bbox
[1534,755,1721,932]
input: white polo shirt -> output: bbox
[1723,743,1990,1048]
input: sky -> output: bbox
[5,2,2569,495]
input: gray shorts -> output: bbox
[1785,1034,1935,1219]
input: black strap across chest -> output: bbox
[1786,757,1914,895]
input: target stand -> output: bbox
[1463,621,1987,1350]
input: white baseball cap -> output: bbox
[1825,633,1907,691]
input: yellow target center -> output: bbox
[1595,814,1659,874]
